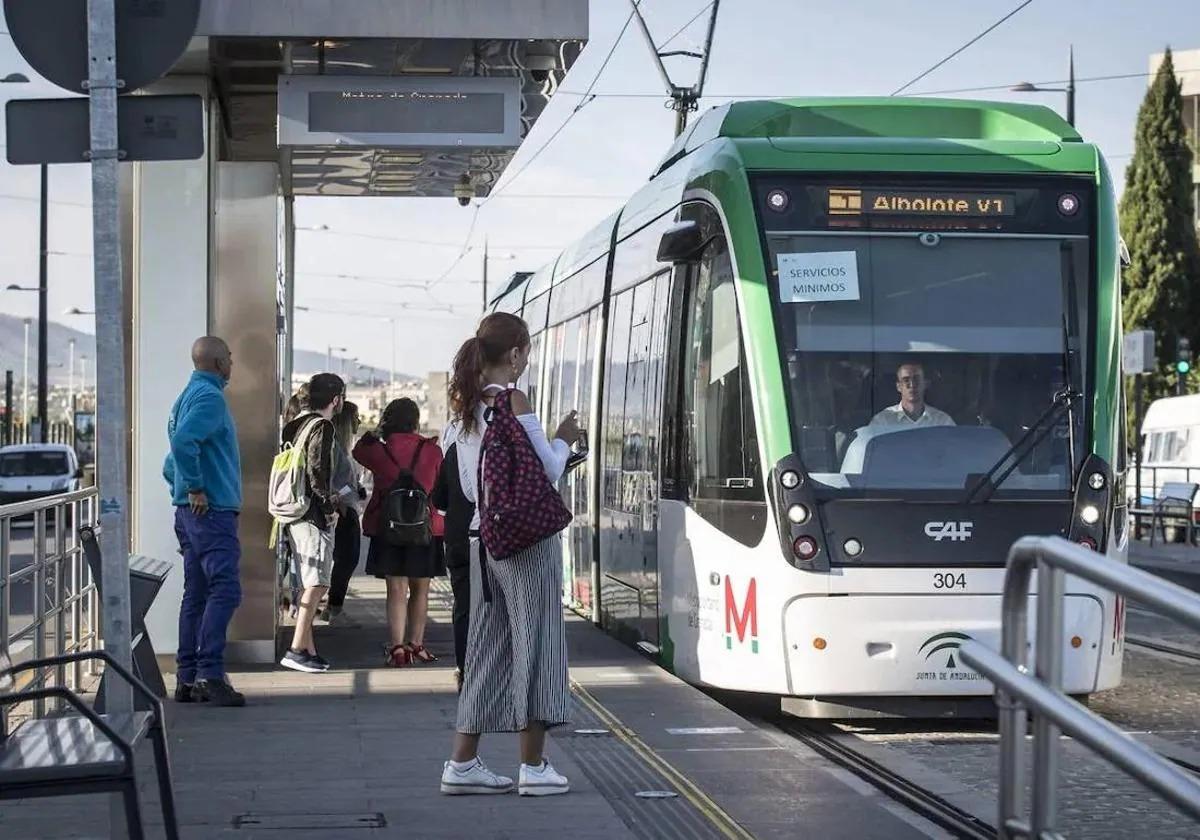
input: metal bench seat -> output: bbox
[0,651,178,840]
[0,711,152,785]
[1130,481,1199,546]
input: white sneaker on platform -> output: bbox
[518,760,569,796]
[440,757,514,795]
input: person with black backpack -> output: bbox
[353,398,445,667]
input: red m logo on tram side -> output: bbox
[724,577,759,654]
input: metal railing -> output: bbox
[0,488,100,732]
[960,535,1200,839]
[1132,464,1200,508]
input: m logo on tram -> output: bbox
[724,577,759,653]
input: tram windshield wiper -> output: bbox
[963,387,1080,504]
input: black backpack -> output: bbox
[379,438,432,548]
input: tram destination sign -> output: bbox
[828,187,1015,217]
[279,76,521,148]
[755,176,1092,236]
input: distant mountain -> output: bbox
[0,315,413,388]
[0,313,95,387]
[293,348,416,385]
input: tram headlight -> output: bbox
[1057,193,1080,216]
[766,189,790,212]
[843,538,863,558]
[793,535,819,561]
[780,470,802,490]
[1080,504,1101,525]
[1087,472,1106,491]
[787,503,810,525]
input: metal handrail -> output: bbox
[959,535,1200,839]
[0,488,100,731]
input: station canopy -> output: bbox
[182,0,588,197]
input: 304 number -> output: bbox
[933,572,967,590]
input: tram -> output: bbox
[491,98,1126,715]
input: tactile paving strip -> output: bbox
[555,688,744,840]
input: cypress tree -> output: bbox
[1119,47,1200,399]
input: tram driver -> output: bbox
[869,362,955,430]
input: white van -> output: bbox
[0,443,82,506]
[1133,394,1200,536]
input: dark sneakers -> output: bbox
[195,679,246,707]
[280,648,330,673]
[174,681,197,703]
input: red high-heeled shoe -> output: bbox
[409,644,437,664]
[385,644,412,667]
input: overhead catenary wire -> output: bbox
[906,68,1200,97]
[659,1,714,50]
[424,5,641,291]
[485,6,639,203]
[890,0,1036,96]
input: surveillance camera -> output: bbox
[530,69,550,84]
[453,174,474,207]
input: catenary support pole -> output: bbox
[87,0,134,720]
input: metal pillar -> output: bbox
[3,370,12,445]
[86,0,134,725]
[38,163,49,442]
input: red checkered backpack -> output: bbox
[477,388,571,560]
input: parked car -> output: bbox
[0,443,83,507]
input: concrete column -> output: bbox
[211,161,281,664]
[129,76,212,658]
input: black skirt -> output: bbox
[365,535,447,579]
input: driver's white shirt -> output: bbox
[869,403,955,429]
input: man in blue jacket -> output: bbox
[163,336,245,706]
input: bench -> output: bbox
[1130,481,1199,546]
[0,650,179,840]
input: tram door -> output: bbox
[599,271,671,644]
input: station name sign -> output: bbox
[279,75,520,149]
[828,187,1015,218]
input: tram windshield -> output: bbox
[765,232,1090,499]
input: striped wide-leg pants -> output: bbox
[455,536,571,734]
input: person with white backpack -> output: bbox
[271,372,344,673]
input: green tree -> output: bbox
[1120,47,1200,421]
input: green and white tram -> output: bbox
[491,98,1126,714]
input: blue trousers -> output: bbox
[174,507,242,683]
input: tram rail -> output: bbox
[1127,635,1200,662]
[775,718,996,840]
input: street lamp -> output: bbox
[68,339,76,415]
[64,306,95,317]
[1011,46,1076,127]
[327,345,347,372]
[3,72,51,442]
[22,318,31,436]
[5,284,48,441]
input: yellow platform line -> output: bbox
[571,679,756,840]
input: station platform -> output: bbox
[0,575,945,839]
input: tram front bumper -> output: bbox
[783,593,1105,697]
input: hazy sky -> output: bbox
[1,2,1197,377]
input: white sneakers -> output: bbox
[518,761,570,797]
[439,757,569,797]
[440,758,514,795]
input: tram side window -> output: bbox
[682,235,765,527]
